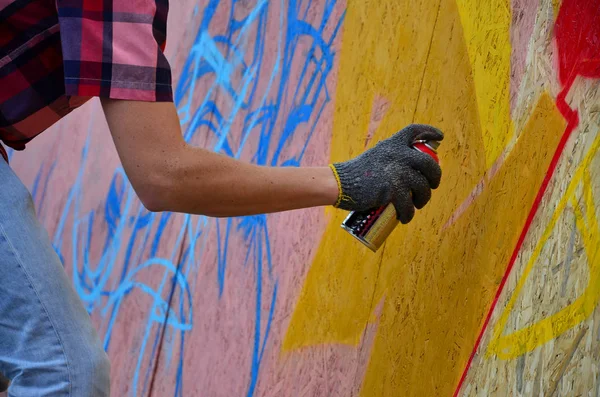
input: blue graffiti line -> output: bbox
[176,2,343,395]
[34,1,345,396]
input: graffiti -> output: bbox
[49,116,195,397]
[28,1,344,396]
[487,136,600,359]
[462,0,600,366]
[467,0,600,362]
[10,0,598,395]
[452,0,600,394]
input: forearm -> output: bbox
[155,145,339,216]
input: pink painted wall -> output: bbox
[8,1,345,396]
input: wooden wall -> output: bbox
[6,0,599,395]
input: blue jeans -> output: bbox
[0,159,110,396]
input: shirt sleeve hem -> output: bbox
[64,78,173,103]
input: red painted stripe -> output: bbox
[452,85,577,397]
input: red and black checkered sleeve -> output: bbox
[56,0,172,102]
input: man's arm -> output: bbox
[101,98,443,221]
[100,98,340,217]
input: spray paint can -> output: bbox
[340,140,441,252]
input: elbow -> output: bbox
[131,166,178,213]
[138,190,170,213]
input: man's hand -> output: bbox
[330,124,443,223]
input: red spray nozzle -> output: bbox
[412,140,440,163]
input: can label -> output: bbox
[341,140,440,252]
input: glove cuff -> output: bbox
[329,164,343,207]
[329,161,361,210]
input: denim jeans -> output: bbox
[0,159,110,396]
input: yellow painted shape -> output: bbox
[553,0,563,17]
[487,135,600,360]
[455,0,514,168]
[283,0,445,350]
[360,92,564,396]
[283,0,566,393]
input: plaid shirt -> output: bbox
[0,0,173,161]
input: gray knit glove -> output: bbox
[330,124,443,224]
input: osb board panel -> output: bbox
[458,0,600,395]
[460,83,600,396]
[4,0,599,396]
